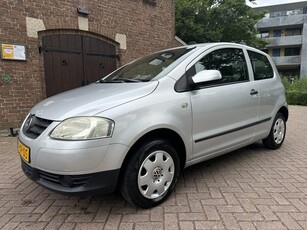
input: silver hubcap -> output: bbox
[138,151,175,199]
[273,118,285,144]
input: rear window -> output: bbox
[248,51,274,80]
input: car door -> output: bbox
[247,50,282,137]
[187,46,260,160]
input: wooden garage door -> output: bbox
[42,34,117,97]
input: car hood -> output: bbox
[31,82,159,121]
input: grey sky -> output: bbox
[246,0,307,7]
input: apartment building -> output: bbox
[254,2,307,77]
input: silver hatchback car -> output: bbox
[18,43,288,208]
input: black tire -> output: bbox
[120,139,180,208]
[262,112,286,150]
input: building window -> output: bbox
[273,30,281,37]
[270,11,286,18]
[279,68,300,77]
[269,8,304,18]
[285,47,300,56]
[272,48,280,57]
[262,49,268,54]
[285,28,302,36]
[286,8,303,16]
[257,31,269,38]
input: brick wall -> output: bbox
[0,0,179,134]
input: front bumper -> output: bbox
[21,160,119,195]
[18,114,129,195]
[18,121,129,174]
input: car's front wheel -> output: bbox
[120,139,180,208]
[262,112,286,149]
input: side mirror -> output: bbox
[192,70,222,84]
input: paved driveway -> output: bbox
[0,106,306,230]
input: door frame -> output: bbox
[38,29,120,98]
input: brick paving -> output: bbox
[0,105,306,230]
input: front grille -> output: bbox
[23,115,53,139]
[38,170,92,187]
[21,161,92,188]
[39,170,61,184]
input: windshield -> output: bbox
[100,47,194,83]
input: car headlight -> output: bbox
[50,117,114,140]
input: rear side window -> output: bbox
[187,48,249,87]
[248,51,274,80]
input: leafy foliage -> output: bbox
[286,91,307,106]
[282,77,307,91]
[175,0,267,48]
[282,77,307,106]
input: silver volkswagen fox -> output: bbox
[18,43,288,208]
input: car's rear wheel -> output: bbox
[120,139,180,208]
[262,112,286,149]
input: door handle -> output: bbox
[250,89,258,95]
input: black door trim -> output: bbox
[195,117,271,143]
[86,52,119,60]
[40,46,81,54]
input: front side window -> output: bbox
[248,51,274,80]
[187,48,249,86]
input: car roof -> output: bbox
[183,42,253,49]
[178,42,269,57]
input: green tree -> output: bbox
[176,0,267,48]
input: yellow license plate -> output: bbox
[18,140,30,163]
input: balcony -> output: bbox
[257,15,304,29]
[272,56,301,66]
[265,35,303,47]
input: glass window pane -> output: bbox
[104,47,193,82]
[260,32,269,38]
[189,48,249,86]
[285,28,302,36]
[272,48,280,57]
[248,51,274,80]
[285,47,300,56]
[273,30,281,37]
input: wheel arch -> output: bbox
[118,128,187,184]
[278,106,289,121]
